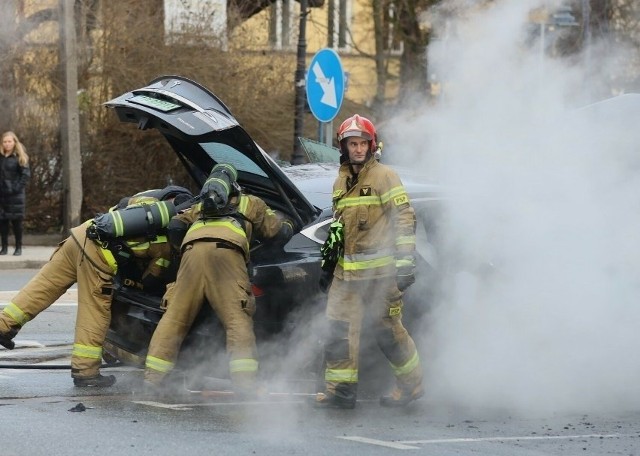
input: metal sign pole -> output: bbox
[324,121,333,147]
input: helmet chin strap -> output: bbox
[348,152,372,174]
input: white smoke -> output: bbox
[387,0,640,415]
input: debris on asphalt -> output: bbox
[68,402,86,412]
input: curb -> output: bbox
[0,245,57,270]
[23,233,64,247]
[0,259,48,270]
[0,235,62,270]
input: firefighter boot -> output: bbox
[313,391,356,409]
[73,374,117,388]
[313,384,357,409]
[0,333,15,350]
[379,383,424,407]
[142,379,174,399]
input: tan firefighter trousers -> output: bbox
[0,225,115,379]
[145,241,257,389]
[323,275,423,397]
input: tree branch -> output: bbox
[16,8,59,42]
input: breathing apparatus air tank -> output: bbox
[87,200,178,241]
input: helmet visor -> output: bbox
[339,130,372,141]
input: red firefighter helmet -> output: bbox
[336,114,377,153]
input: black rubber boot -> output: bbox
[13,221,22,256]
[73,374,117,388]
[0,220,9,255]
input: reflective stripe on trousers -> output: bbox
[146,355,176,373]
[229,358,258,374]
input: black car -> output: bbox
[102,75,446,383]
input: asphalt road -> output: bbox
[0,269,639,455]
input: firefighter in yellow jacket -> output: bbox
[144,163,293,396]
[315,114,423,409]
[0,189,183,387]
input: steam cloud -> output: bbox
[387,0,640,415]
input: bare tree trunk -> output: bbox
[590,0,612,38]
[396,0,430,106]
[0,0,19,130]
[372,0,386,111]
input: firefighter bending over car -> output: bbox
[0,186,192,387]
[143,163,294,397]
[315,114,424,409]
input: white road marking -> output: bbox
[0,302,78,307]
[401,434,625,444]
[337,437,419,450]
[11,340,46,348]
[0,290,78,307]
[132,401,194,411]
[340,433,626,450]
[132,396,309,410]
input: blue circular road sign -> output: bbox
[306,48,345,123]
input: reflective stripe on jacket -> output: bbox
[332,159,416,280]
[85,218,172,279]
[177,194,286,262]
[125,235,172,282]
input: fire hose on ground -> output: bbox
[0,362,122,370]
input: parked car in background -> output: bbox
[102,75,447,384]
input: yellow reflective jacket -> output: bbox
[176,193,287,262]
[86,221,172,284]
[123,235,172,283]
[332,159,416,280]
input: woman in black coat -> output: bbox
[0,131,30,256]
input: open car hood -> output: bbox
[104,75,319,228]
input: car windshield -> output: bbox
[199,141,267,177]
[299,137,340,163]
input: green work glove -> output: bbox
[320,219,344,271]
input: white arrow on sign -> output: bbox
[312,61,337,108]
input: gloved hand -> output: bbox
[167,218,189,252]
[274,219,294,244]
[396,256,416,292]
[319,269,333,293]
[200,164,237,215]
[201,180,228,211]
[141,274,165,295]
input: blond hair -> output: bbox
[2,131,29,167]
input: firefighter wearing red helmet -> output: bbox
[315,114,423,409]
